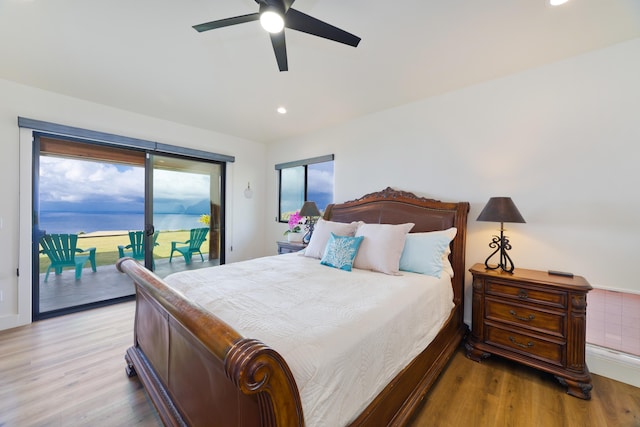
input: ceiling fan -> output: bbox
[193,0,361,72]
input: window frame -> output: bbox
[275,154,334,223]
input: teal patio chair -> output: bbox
[118,231,159,267]
[39,233,97,282]
[170,227,208,265]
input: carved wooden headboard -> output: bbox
[324,187,469,313]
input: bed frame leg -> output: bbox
[125,354,137,378]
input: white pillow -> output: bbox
[399,228,457,278]
[303,219,360,259]
[353,222,415,275]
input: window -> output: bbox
[276,155,334,222]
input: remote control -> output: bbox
[548,270,574,278]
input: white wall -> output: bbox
[266,38,640,321]
[0,78,267,330]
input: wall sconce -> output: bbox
[477,197,526,273]
[244,182,253,199]
[299,201,321,244]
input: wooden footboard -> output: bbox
[117,258,304,427]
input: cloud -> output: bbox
[40,157,144,203]
[39,157,211,207]
[154,169,210,200]
[308,167,334,196]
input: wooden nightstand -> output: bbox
[276,241,306,254]
[465,263,593,399]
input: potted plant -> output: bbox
[284,211,304,243]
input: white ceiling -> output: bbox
[1,0,639,143]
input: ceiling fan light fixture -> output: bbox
[193,1,361,71]
[260,10,285,33]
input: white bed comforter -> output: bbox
[163,253,454,427]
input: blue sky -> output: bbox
[307,162,334,211]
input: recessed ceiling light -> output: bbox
[277,107,287,114]
[549,0,569,6]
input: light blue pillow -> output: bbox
[320,233,364,271]
[399,228,457,278]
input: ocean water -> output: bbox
[39,212,205,234]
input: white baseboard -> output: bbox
[586,343,640,388]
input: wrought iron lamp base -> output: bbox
[483,228,516,273]
[303,222,316,244]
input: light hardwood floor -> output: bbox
[1,302,638,426]
[0,301,160,426]
[410,345,640,427]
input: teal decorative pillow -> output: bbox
[320,233,364,271]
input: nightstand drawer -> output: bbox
[486,281,566,309]
[485,325,563,366]
[485,299,565,337]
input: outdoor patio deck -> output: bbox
[38,257,219,313]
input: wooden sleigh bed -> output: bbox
[118,187,470,426]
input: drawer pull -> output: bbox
[509,336,534,349]
[509,310,535,322]
[517,289,529,299]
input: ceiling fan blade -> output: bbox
[282,0,296,11]
[270,31,288,72]
[193,13,260,32]
[260,0,296,11]
[284,8,361,47]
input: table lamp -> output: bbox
[299,201,321,244]
[477,197,526,273]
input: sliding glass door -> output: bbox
[150,154,223,278]
[33,134,225,319]
[34,135,146,318]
